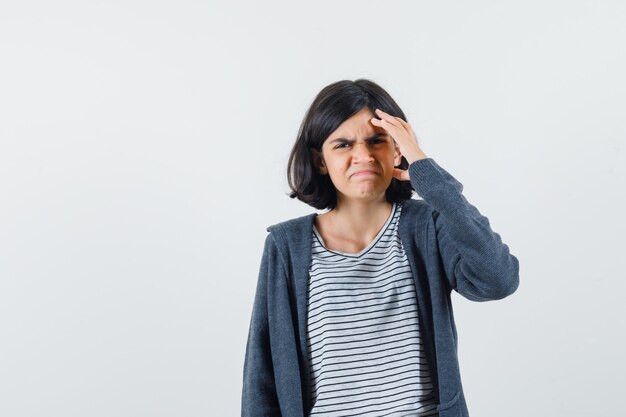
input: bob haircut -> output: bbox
[287,78,414,210]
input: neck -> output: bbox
[328,197,393,241]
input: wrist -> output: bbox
[404,150,428,165]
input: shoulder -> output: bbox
[258,212,316,274]
[266,212,316,235]
[397,198,438,240]
[263,212,316,254]
[399,197,434,218]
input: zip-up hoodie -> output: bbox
[242,157,520,417]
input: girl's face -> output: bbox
[316,107,402,206]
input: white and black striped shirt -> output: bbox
[306,202,439,417]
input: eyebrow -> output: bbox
[328,132,387,144]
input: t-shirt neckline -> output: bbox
[312,202,398,258]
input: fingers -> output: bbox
[373,109,400,129]
[372,113,402,137]
[373,109,413,142]
[392,167,410,182]
[374,108,408,129]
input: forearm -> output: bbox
[408,158,520,300]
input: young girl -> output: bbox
[242,79,519,417]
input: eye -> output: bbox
[334,143,350,149]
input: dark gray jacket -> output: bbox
[242,158,520,417]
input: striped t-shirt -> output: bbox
[306,202,439,417]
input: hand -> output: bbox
[371,108,427,182]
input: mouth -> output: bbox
[351,170,378,177]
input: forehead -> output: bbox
[326,108,385,141]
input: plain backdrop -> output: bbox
[1,1,625,416]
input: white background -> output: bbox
[1,1,625,416]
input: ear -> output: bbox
[312,148,328,175]
[393,142,402,167]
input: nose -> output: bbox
[351,141,375,163]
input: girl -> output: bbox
[242,79,519,417]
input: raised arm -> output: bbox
[370,109,519,301]
[408,158,520,301]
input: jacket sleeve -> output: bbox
[408,158,520,302]
[241,233,282,416]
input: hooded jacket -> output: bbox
[242,157,520,417]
